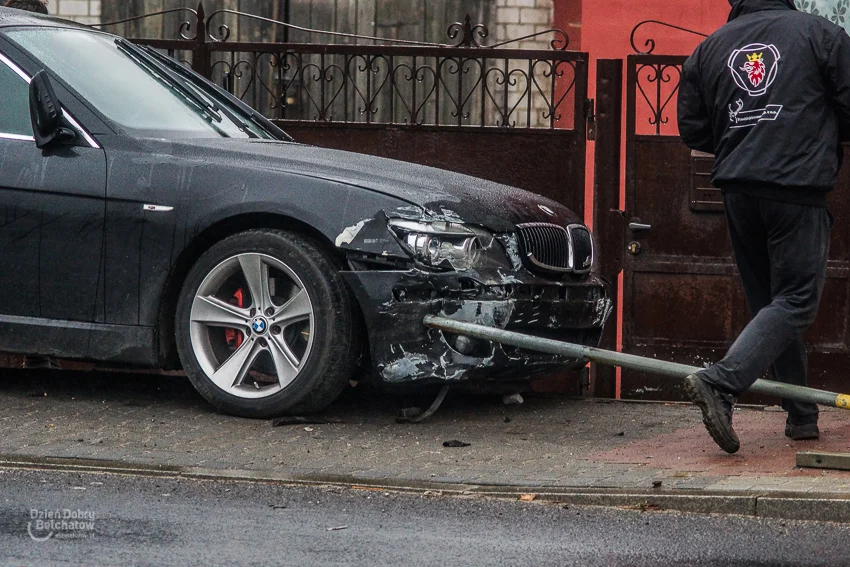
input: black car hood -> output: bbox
[166,138,582,232]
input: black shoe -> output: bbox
[683,374,740,454]
[785,422,819,441]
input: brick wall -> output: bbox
[48,0,101,25]
[493,0,556,128]
[494,0,554,50]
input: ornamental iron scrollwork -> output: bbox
[208,49,580,129]
[447,14,489,48]
[93,2,582,130]
[630,20,709,54]
[97,6,201,40]
[100,2,571,51]
[633,62,684,136]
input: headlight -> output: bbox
[388,219,511,271]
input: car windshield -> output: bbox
[6,27,278,140]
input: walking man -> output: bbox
[3,0,48,13]
[677,0,850,453]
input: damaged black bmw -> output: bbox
[0,10,611,417]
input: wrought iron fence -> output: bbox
[628,55,686,137]
[96,2,584,130]
[626,21,708,137]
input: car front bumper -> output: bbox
[342,269,612,385]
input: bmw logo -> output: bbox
[251,317,268,334]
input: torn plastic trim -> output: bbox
[334,210,410,261]
[335,219,368,247]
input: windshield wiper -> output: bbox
[139,45,262,140]
[115,38,223,124]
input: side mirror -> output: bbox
[29,70,76,148]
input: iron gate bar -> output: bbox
[203,43,581,58]
[629,20,709,55]
[423,316,850,410]
[98,4,571,50]
[205,8,444,45]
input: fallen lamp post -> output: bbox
[423,315,850,411]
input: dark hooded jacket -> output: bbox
[678,0,850,206]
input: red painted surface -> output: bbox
[592,408,850,477]
[551,2,729,397]
[554,0,728,223]
[555,0,728,56]
[555,0,582,53]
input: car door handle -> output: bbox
[629,220,652,232]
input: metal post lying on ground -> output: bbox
[796,452,850,471]
[423,316,850,411]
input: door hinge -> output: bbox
[585,98,596,141]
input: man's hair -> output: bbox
[4,0,49,14]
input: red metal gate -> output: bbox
[618,53,850,401]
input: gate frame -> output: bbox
[591,58,624,398]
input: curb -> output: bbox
[1,454,848,523]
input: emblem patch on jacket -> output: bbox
[728,98,782,128]
[727,43,781,96]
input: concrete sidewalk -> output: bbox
[1,369,849,521]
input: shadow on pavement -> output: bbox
[0,367,549,420]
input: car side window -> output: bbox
[0,54,32,138]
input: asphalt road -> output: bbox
[1,468,849,566]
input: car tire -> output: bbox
[175,229,359,418]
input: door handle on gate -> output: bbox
[629,219,652,232]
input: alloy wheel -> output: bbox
[189,252,315,399]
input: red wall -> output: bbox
[552,1,729,396]
[562,0,728,59]
[552,0,729,223]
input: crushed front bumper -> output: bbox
[342,269,612,385]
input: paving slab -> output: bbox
[1,368,849,520]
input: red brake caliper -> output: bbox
[224,288,245,350]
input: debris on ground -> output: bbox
[797,451,850,471]
[268,504,288,510]
[631,502,662,512]
[397,408,423,420]
[520,494,536,501]
[504,416,512,423]
[396,385,451,424]
[652,481,663,489]
[615,431,625,437]
[502,393,524,406]
[443,440,471,448]
[327,525,348,532]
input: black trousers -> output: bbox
[699,193,831,425]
